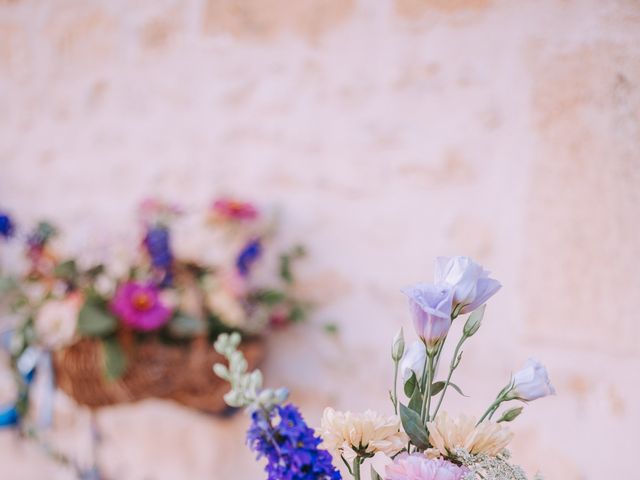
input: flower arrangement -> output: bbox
[213,256,554,480]
[0,199,310,419]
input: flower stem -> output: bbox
[392,360,399,415]
[432,335,466,419]
[353,457,361,480]
[477,399,501,425]
[420,354,434,424]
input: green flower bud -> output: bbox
[392,327,405,361]
[463,304,486,337]
[497,406,524,423]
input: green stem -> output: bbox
[477,399,501,425]
[392,360,399,415]
[353,457,361,480]
[432,335,466,419]
[420,354,434,424]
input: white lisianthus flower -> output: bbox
[434,256,501,314]
[426,412,513,457]
[506,358,556,401]
[34,297,79,349]
[319,408,408,460]
[400,340,427,382]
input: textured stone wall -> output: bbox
[1,0,639,479]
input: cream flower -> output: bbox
[427,412,512,457]
[35,298,79,349]
[319,407,408,459]
[206,289,247,328]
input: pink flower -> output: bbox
[386,454,467,480]
[210,198,259,221]
[110,282,172,331]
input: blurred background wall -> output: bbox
[1,0,639,479]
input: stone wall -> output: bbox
[1,0,639,478]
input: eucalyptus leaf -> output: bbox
[101,338,127,381]
[404,371,417,397]
[77,303,117,337]
[399,403,429,450]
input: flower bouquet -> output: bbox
[0,199,310,416]
[213,256,554,479]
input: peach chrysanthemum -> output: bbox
[426,412,513,457]
[319,407,408,459]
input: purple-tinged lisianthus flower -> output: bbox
[0,212,14,239]
[144,225,173,287]
[386,454,467,480]
[236,238,262,277]
[434,256,501,315]
[247,403,341,480]
[506,358,556,402]
[109,282,172,331]
[402,283,454,353]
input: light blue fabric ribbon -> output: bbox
[0,330,56,429]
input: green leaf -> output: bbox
[323,322,339,335]
[399,403,429,450]
[371,465,383,480]
[77,302,118,337]
[167,314,206,338]
[279,254,293,284]
[53,260,77,281]
[254,289,286,305]
[101,338,127,381]
[404,371,417,397]
[408,383,422,414]
[429,381,467,398]
[288,304,306,323]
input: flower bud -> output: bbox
[497,406,523,423]
[505,359,555,402]
[463,304,485,337]
[391,328,405,362]
[274,387,289,404]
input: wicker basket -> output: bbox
[52,337,265,414]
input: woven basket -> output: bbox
[52,337,265,414]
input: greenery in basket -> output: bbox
[0,199,311,385]
[213,256,553,480]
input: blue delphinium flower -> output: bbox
[247,404,341,480]
[0,211,14,239]
[236,238,263,277]
[144,225,173,287]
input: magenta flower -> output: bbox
[401,283,454,353]
[386,454,467,480]
[110,282,172,331]
[211,198,259,221]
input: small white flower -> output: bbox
[399,340,427,382]
[507,358,556,401]
[35,298,79,349]
[434,256,501,314]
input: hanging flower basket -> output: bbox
[0,199,310,417]
[52,336,265,414]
